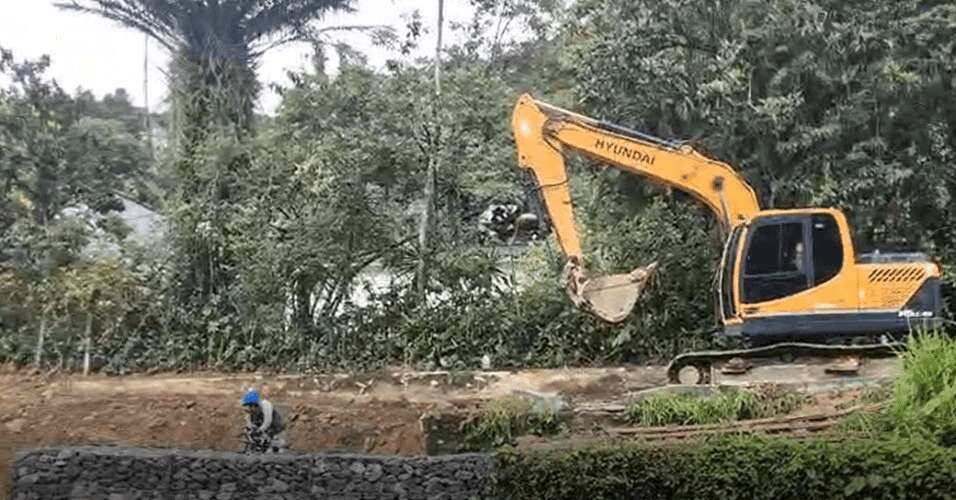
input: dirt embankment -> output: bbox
[0,371,438,500]
[0,361,889,499]
[0,364,670,498]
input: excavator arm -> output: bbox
[512,94,760,322]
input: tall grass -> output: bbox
[885,328,956,445]
[463,395,561,449]
[625,386,807,426]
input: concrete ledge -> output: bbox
[12,446,493,500]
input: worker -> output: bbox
[240,388,287,453]
[793,242,805,272]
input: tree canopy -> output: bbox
[1,0,953,373]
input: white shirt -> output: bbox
[247,399,274,432]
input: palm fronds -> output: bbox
[55,0,356,58]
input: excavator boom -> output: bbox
[512,94,760,322]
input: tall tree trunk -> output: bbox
[83,308,93,376]
[143,34,154,160]
[82,290,99,376]
[415,0,445,301]
[34,307,48,368]
[168,49,258,309]
[293,275,317,335]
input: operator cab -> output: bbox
[740,212,844,305]
[719,210,842,322]
[718,209,942,341]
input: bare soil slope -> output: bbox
[0,371,435,499]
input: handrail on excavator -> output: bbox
[531,98,685,150]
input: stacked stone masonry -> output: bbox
[12,446,494,499]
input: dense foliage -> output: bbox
[493,436,956,500]
[0,0,953,373]
[0,46,158,371]
[57,0,357,333]
[570,0,956,314]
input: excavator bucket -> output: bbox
[562,261,659,323]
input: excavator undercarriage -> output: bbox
[666,339,905,385]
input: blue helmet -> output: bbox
[241,389,260,406]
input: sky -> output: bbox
[0,0,475,114]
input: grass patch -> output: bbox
[884,329,956,444]
[834,409,889,435]
[831,328,956,442]
[625,385,807,426]
[463,395,561,449]
[859,383,894,404]
[833,383,894,412]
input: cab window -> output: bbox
[811,214,843,285]
[742,221,810,303]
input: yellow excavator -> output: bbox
[512,94,944,384]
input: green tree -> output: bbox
[234,65,404,340]
[57,0,357,314]
[57,0,354,137]
[73,88,147,137]
[567,0,956,330]
[0,47,149,264]
[0,47,155,367]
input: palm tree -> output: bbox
[56,0,356,309]
[57,0,354,136]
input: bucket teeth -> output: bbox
[562,261,658,323]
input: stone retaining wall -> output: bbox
[11,446,494,499]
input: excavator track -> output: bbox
[666,340,906,385]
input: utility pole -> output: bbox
[143,33,154,159]
[434,0,444,95]
[415,0,444,301]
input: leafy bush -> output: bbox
[626,386,807,426]
[494,436,956,500]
